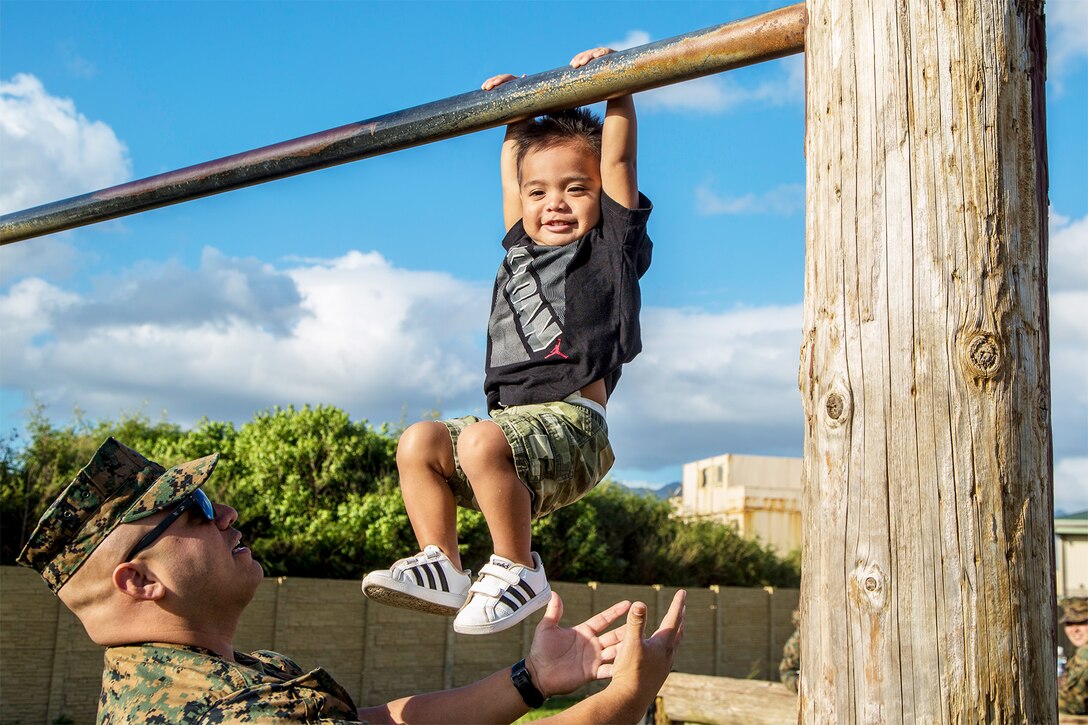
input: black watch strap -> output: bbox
[511,658,546,709]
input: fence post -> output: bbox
[710,584,721,677]
[44,604,71,723]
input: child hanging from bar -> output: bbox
[362,47,653,635]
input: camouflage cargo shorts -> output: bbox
[440,399,614,519]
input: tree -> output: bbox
[801,0,1053,719]
[210,405,398,577]
[0,406,188,562]
[1,409,801,588]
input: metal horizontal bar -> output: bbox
[0,3,805,245]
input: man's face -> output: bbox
[519,142,602,247]
[130,497,263,612]
[1066,621,1088,649]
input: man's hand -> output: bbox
[525,592,632,697]
[608,590,686,701]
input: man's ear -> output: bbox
[112,562,166,601]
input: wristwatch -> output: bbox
[510,658,546,709]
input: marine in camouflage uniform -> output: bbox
[18,437,359,724]
[1059,597,1088,715]
[779,608,801,693]
[17,436,686,724]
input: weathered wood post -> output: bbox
[800,0,1053,721]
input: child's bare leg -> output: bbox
[396,421,462,570]
[456,421,533,567]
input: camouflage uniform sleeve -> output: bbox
[213,668,360,723]
[98,645,358,723]
[779,630,801,693]
[1059,647,1088,715]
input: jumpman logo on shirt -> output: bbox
[545,338,569,359]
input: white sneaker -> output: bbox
[453,552,551,635]
[362,545,472,617]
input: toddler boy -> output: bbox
[362,47,653,635]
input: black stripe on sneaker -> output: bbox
[435,564,449,592]
[518,580,537,598]
[410,566,424,586]
[422,564,437,590]
[499,594,521,611]
[506,587,528,606]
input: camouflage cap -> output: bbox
[17,437,220,594]
[1061,597,1088,625]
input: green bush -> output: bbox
[1,408,799,588]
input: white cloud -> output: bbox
[1056,457,1088,514]
[0,236,82,286]
[0,73,131,215]
[1,214,1083,496]
[1048,0,1088,81]
[639,76,734,113]
[607,304,805,469]
[1049,213,1088,475]
[0,249,488,428]
[1051,210,1088,293]
[607,30,651,51]
[638,56,803,114]
[59,43,98,80]
[60,247,306,336]
[696,182,804,216]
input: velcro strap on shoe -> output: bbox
[479,563,521,586]
[470,578,505,598]
[391,551,426,575]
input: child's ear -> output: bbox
[112,562,166,601]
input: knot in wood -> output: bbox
[826,393,844,420]
[964,332,1002,378]
[850,564,886,611]
[822,384,851,429]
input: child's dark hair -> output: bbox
[512,108,603,179]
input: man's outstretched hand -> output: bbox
[525,593,632,697]
[608,590,686,703]
[525,589,686,703]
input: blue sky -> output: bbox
[2,1,1086,511]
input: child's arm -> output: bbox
[498,123,524,231]
[482,74,528,231]
[570,48,639,209]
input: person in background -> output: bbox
[779,608,800,693]
[1059,597,1088,715]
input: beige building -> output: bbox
[678,453,803,554]
[1056,511,1088,598]
[678,453,1085,596]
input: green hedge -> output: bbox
[1,406,799,588]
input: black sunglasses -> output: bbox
[124,489,216,562]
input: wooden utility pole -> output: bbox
[800,0,1053,722]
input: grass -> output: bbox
[512,697,580,723]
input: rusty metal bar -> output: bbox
[0,3,805,245]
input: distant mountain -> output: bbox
[614,481,682,500]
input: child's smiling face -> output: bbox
[519,142,602,247]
